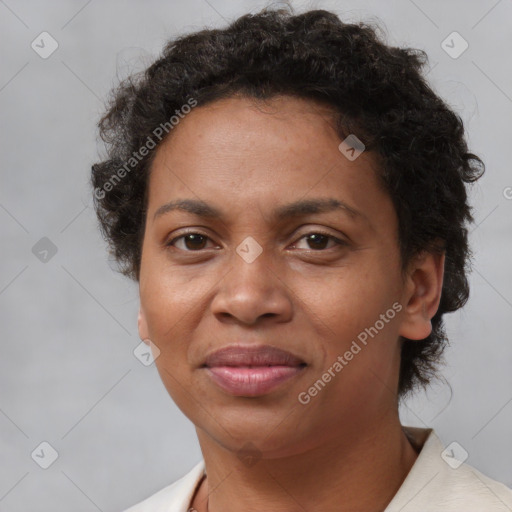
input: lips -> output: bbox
[202,345,307,396]
[203,344,306,368]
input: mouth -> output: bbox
[201,344,307,396]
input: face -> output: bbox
[138,95,437,457]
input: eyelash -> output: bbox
[166,230,347,252]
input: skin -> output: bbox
[137,95,445,512]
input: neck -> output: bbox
[192,412,419,512]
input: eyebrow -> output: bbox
[153,197,369,225]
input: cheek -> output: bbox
[141,266,206,338]
[305,265,396,335]
[139,262,220,386]
[142,276,199,408]
[301,264,401,379]
[139,287,190,387]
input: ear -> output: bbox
[138,306,150,345]
[398,250,445,341]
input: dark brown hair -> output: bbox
[91,5,484,397]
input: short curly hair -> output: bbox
[91,5,484,398]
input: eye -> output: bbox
[167,232,216,251]
[166,230,347,252]
[292,232,347,251]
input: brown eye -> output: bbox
[168,233,212,251]
[293,232,346,251]
[305,233,329,250]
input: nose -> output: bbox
[210,245,293,326]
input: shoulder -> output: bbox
[123,460,205,512]
[386,427,512,512]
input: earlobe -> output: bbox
[138,306,150,345]
[399,251,445,341]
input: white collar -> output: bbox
[124,427,512,511]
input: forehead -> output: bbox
[147,95,392,229]
[152,95,341,167]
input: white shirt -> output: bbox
[124,427,512,511]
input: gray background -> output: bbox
[1,0,511,510]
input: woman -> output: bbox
[91,6,512,511]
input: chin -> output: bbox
[197,408,321,459]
